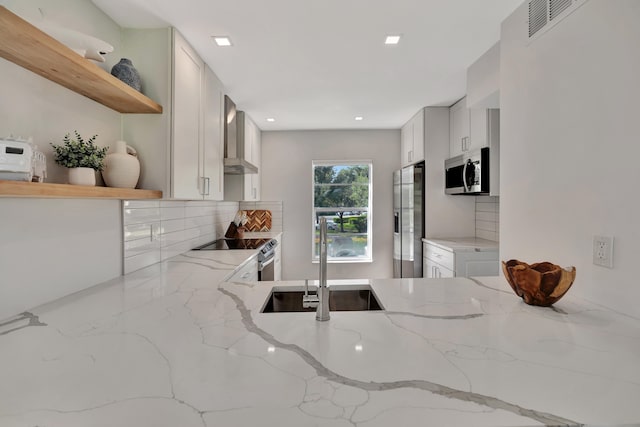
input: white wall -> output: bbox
[422,107,476,239]
[0,199,121,320]
[0,0,124,320]
[500,0,640,317]
[261,130,400,280]
[0,0,122,183]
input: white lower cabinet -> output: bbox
[424,258,454,278]
[274,239,282,281]
[228,256,259,282]
[423,241,498,278]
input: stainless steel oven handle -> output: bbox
[462,160,469,192]
[258,255,275,270]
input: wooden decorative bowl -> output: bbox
[502,260,576,306]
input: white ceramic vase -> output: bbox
[101,140,140,189]
[68,167,96,186]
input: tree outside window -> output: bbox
[312,161,372,262]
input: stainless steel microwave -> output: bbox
[445,147,490,195]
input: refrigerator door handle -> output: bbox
[394,212,399,233]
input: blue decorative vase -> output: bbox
[111,58,141,91]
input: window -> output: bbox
[312,161,372,262]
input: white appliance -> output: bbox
[0,137,46,182]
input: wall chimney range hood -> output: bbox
[224,95,258,175]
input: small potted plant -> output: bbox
[51,131,108,186]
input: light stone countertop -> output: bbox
[0,248,638,427]
[423,237,499,252]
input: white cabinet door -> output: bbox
[469,107,489,151]
[274,237,282,280]
[424,258,454,278]
[449,97,470,158]
[400,120,413,167]
[228,256,258,282]
[412,109,424,163]
[242,114,261,201]
[401,110,425,167]
[202,65,224,200]
[172,31,203,199]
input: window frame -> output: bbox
[311,160,373,263]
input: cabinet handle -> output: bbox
[205,177,211,195]
[149,224,154,241]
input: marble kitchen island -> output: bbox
[1,249,639,427]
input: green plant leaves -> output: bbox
[51,131,108,171]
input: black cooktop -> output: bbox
[194,238,273,251]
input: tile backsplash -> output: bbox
[239,201,283,233]
[475,196,499,242]
[123,200,240,274]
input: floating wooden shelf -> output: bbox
[0,6,163,114]
[0,181,162,200]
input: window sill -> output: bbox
[312,258,372,264]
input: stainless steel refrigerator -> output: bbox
[393,162,424,278]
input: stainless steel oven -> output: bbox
[258,252,275,281]
[445,147,490,195]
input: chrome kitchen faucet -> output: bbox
[302,217,330,321]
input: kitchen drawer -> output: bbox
[424,243,454,271]
[228,256,258,282]
[424,257,455,278]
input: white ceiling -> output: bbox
[92,0,522,130]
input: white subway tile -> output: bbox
[476,202,498,213]
[124,200,160,209]
[160,200,186,208]
[160,206,185,221]
[160,229,187,248]
[124,222,158,242]
[125,251,162,274]
[476,220,497,232]
[124,236,160,257]
[161,240,192,261]
[476,211,497,222]
[123,207,161,225]
[159,218,186,235]
[476,229,498,242]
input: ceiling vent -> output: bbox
[528,0,547,38]
[528,0,589,40]
[550,0,572,20]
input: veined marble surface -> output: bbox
[1,250,639,427]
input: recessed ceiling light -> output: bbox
[266,118,275,122]
[355,116,364,121]
[213,36,232,47]
[385,35,401,45]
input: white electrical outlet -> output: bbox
[593,235,614,268]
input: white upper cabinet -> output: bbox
[243,114,261,201]
[449,97,470,158]
[202,66,225,200]
[172,31,204,199]
[121,28,225,200]
[401,109,425,167]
